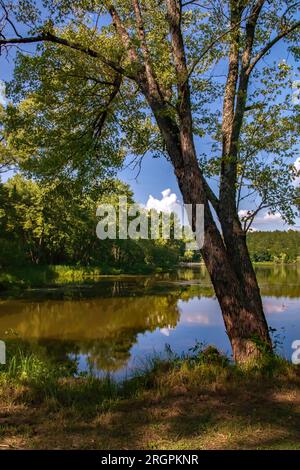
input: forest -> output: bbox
[1,175,300,280]
[0,175,186,274]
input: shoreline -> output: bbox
[1,262,299,297]
[1,350,300,450]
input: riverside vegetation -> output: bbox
[1,341,300,450]
[0,262,300,449]
[1,175,300,293]
[0,176,300,449]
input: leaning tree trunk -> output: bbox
[140,36,272,362]
[147,98,273,363]
[220,214,270,334]
[174,161,272,363]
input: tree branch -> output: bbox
[166,0,217,209]
[242,202,269,232]
[229,0,265,163]
[0,32,129,77]
[219,1,244,208]
[93,74,122,140]
[188,21,244,80]
[248,21,300,75]
[106,3,140,66]
[0,0,22,38]
[166,0,193,131]
[132,0,161,95]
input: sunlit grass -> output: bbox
[1,343,298,406]
[1,343,300,449]
[0,264,173,291]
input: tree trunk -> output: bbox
[174,162,272,363]
[140,19,272,362]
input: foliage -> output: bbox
[247,230,300,263]
[0,174,186,271]
[0,1,299,223]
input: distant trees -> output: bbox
[1,174,299,271]
[0,175,185,271]
[247,231,300,263]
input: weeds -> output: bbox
[1,342,300,450]
[0,341,299,413]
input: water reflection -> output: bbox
[0,265,299,377]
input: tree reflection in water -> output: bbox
[0,265,300,375]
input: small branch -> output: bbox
[187,3,268,81]
[0,0,22,38]
[106,2,139,65]
[132,0,160,94]
[0,32,129,77]
[187,22,243,80]
[242,202,269,232]
[248,21,300,75]
[93,74,122,140]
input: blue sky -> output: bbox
[0,3,299,231]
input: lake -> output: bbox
[0,265,300,379]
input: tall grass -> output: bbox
[0,264,169,291]
[0,265,104,290]
[1,341,299,413]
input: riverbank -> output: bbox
[0,347,300,450]
[1,262,299,294]
[0,264,175,293]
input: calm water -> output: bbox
[0,265,300,379]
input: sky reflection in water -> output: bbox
[0,265,299,379]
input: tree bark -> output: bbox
[139,0,273,363]
[173,158,272,363]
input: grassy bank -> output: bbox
[1,346,300,450]
[1,262,299,293]
[0,264,173,292]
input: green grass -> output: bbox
[1,261,299,293]
[0,264,174,292]
[1,345,300,449]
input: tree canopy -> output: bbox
[0,0,299,220]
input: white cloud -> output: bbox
[263,300,287,315]
[146,188,180,215]
[238,209,250,219]
[182,314,211,325]
[160,328,171,337]
[238,207,284,230]
[238,209,254,221]
[263,212,282,221]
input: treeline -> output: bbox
[247,230,300,263]
[1,175,299,272]
[0,175,191,273]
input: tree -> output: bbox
[0,175,132,265]
[0,0,299,362]
[0,174,183,269]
